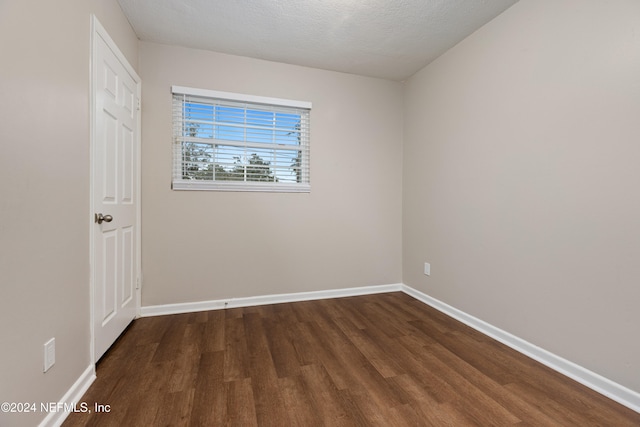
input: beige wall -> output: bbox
[139,42,403,306]
[403,0,640,393]
[0,1,138,426]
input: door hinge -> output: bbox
[136,98,141,111]
[136,277,141,290]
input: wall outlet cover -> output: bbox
[44,338,55,372]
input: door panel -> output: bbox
[92,19,140,361]
[101,230,118,324]
[121,225,134,305]
[122,126,134,203]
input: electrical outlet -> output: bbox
[44,338,55,372]
[424,262,431,276]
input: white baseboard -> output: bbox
[38,364,96,427]
[401,284,640,414]
[140,283,403,317]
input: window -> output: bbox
[172,86,311,192]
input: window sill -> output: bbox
[172,180,311,193]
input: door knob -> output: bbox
[95,213,113,224]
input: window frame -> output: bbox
[171,85,312,192]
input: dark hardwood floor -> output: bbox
[63,292,640,426]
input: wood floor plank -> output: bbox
[225,378,258,426]
[331,297,373,330]
[262,316,303,378]
[63,292,640,427]
[242,312,291,427]
[279,374,323,427]
[426,340,561,427]
[394,334,468,404]
[189,351,226,426]
[150,315,188,364]
[203,309,226,352]
[153,389,194,427]
[387,374,477,427]
[223,316,250,382]
[339,387,398,426]
[295,320,355,390]
[286,320,323,367]
[311,315,407,410]
[168,325,203,393]
[504,381,606,426]
[396,334,523,425]
[332,315,405,378]
[298,363,364,426]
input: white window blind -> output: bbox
[172,86,311,192]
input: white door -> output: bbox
[92,17,141,361]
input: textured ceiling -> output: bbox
[118,0,519,81]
